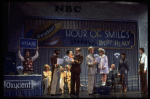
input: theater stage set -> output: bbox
[3,2,148,98]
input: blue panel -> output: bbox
[4,75,43,97]
[19,38,38,49]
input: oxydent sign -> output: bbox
[4,80,41,90]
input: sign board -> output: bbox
[4,80,41,90]
[19,38,38,49]
[25,23,135,49]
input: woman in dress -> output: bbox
[98,48,109,86]
[119,53,129,92]
[42,64,52,94]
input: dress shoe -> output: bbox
[50,94,55,96]
[55,94,61,96]
[140,92,147,94]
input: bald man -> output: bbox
[107,64,120,82]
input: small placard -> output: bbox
[19,38,38,49]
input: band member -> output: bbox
[70,47,83,96]
[86,47,97,95]
[119,53,129,92]
[18,47,39,75]
[50,49,61,96]
[98,48,109,86]
[139,48,148,94]
[42,64,52,94]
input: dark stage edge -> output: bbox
[4,90,148,98]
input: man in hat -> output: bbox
[18,47,39,75]
[70,47,83,96]
[139,48,148,94]
[86,47,97,95]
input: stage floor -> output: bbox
[10,90,148,98]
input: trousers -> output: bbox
[139,64,148,93]
[88,74,97,94]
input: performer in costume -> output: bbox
[64,50,74,94]
[70,47,83,96]
[60,66,65,94]
[119,52,129,92]
[42,64,52,94]
[18,47,39,75]
[50,49,61,96]
[64,65,71,94]
[138,48,148,94]
[98,48,109,86]
[86,47,97,95]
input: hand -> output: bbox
[71,59,74,63]
[18,47,21,51]
[36,47,39,51]
[93,62,97,65]
[102,67,105,70]
[118,73,120,76]
[56,64,59,67]
[144,70,146,73]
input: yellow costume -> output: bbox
[43,71,52,94]
[64,67,71,94]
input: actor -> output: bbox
[70,47,83,95]
[98,48,109,86]
[86,47,97,95]
[50,49,61,95]
[64,50,74,94]
[18,47,39,75]
[107,64,120,82]
[64,65,71,94]
[60,66,65,94]
[119,53,129,92]
[42,64,52,94]
[139,48,148,94]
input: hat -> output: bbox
[44,64,50,70]
[32,22,62,42]
[88,46,94,52]
[98,48,105,54]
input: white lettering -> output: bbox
[90,30,97,38]
[71,30,78,37]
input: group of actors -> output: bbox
[18,47,148,95]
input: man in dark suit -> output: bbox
[70,47,83,95]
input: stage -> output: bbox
[5,90,148,98]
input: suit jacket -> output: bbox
[71,54,83,74]
[50,55,58,74]
[86,54,97,75]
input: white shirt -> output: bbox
[18,50,39,61]
[139,53,147,71]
